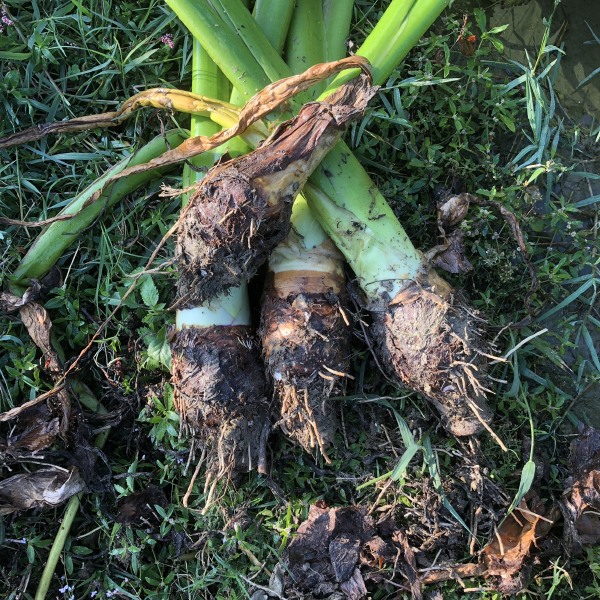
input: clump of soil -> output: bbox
[260,269,351,458]
[170,326,269,477]
[370,270,493,436]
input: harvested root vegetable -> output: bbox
[170,284,269,477]
[259,197,351,458]
[370,270,493,437]
[174,73,376,306]
[169,45,269,479]
[306,181,494,437]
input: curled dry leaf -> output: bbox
[263,506,424,599]
[0,466,85,515]
[0,280,41,312]
[437,192,472,231]
[482,494,558,594]
[0,57,371,206]
[2,405,60,453]
[429,230,473,274]
[281,505,374,599]
[19,302,61,374]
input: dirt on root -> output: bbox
[175,76,377,306]
[260,283,351,458]
[169,325,269,477]
[370,272,493,437]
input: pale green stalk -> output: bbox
[277,0,354,252]
[182,39,229,198]
[12,130,186,289]
[253,0,295,55]
[164,0,276,100]
[228,0,295,156]
[323,0,354,63]
[285,0,326,98]
[322,0,450,91]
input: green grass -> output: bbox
[1,1,599,598]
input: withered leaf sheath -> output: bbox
[259,238,351,460]
[175,74,377,306]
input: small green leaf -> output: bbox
[506,460,536,516]
[490,37,504,52]
[488,24,509,35]
[140,277,159,308]
[474,8,487,33]
[0,51,32,61]
[147,327,172,369]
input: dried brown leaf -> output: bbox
[482,496,558,593]
[429,230,473,274]
[437,193,471,229]
[103,57,371,188]
[19,302,61,373]
[0,280,41,312]
[6,405,60,452]
[0,466,85,515]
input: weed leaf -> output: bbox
[140,276,159,308]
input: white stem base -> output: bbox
[176,283,251,329]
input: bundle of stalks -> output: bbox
[166,0,495,439]
[1,0,499,453]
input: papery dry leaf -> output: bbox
[437,193,471,230]
[0,280,41,312]
[482,495,558,593]
[6,405,60,453]
[0,466,85,514]
[19,302,61,374]
[430,230,473,274]
[281,505,374,598]
[0,297,71,431]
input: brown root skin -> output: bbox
[259,271,351,457]
[176,76,377,306]
[370,272,493,437]
[170,325,269,477]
